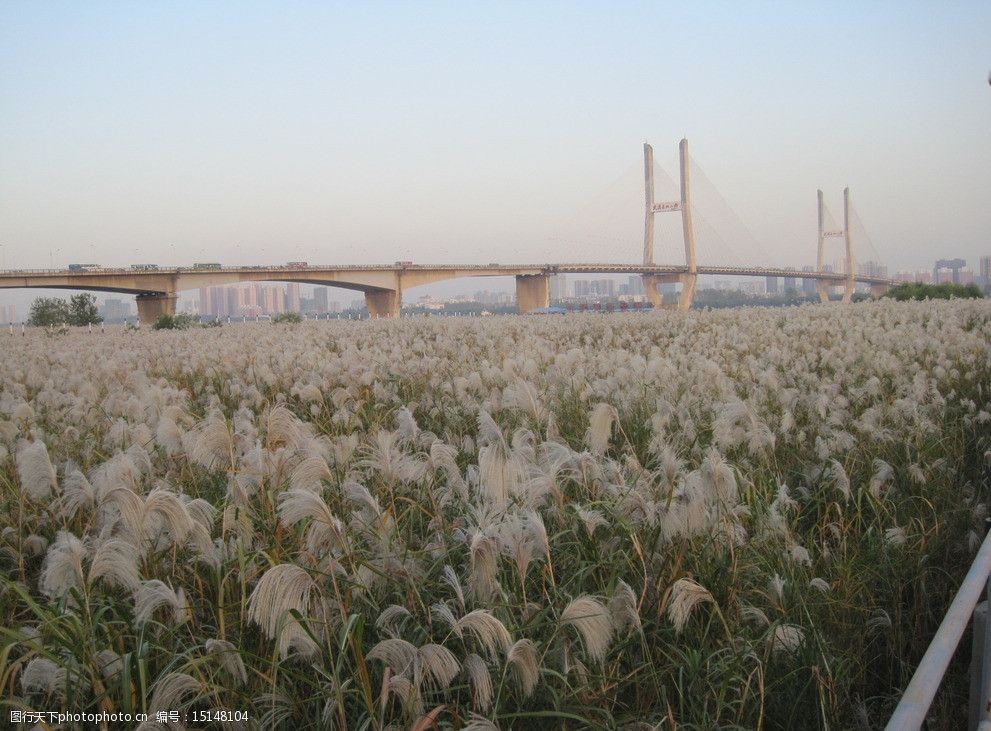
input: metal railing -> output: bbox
[887,525,991,730]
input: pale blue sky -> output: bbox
[1,1,989,308]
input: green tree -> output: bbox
[883,282,985,301]
[26,297,70,327]
[271,311,303,324]
[152,313,197,330]
[67,293,102,326]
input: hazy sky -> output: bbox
[1,1,989,309]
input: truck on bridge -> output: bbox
[193,262,222,270]
[67,264,100,272]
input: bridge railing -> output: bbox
[886,524,991,730]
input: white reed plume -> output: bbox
[768,574,787,605]
[740,604,770,627]
[459,714,501,731]
[502,379,546,422]
[277,488,345,554]
[40,530,87,599]
[264,404,309,451]
[809,577,831,593]
[885,526,907,547]
[147,671,204,714]
[469,530,502,602]
[154,416,184,455]
[23,534,48,557]
[828,459,850,500]
[134,579,189,627]
[461,654,493,711]
[16,439,57,501]
[767,624,805,656]
[441,564,466,611]
[561,595,613,662]
[205,638,248,685]
[395,407,420,443]
[246,564,318,659]
[375,605,412,639]
[360,429,426,484]
[20,657,67,698]
[95,649,123,681]
[61,468,95,518]
[610,580,642,634]
[430,440,468,498]
[186,415,234,470]
[289,454,333,492]
[88,537,141,592]
[575,506,608,537]
[385,673,424,717]
[455,609,513,661]
[665,578,714,633]
[507,638,540,697]
[368,637,419,678]
[477,413,527,507]
[418,643,460,690]
[870,458,895,498]
[586,403,618,456]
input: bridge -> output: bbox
[0,139,894,324]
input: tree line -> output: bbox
[26,294,103,327]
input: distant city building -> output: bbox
[933,258,966,284]
[798,267,812,294]
[548,274,567,301]
[980,255,990,291]
[99,298,132,322]
[857,261,888,278]
[285,283,300,312]
[314,287,329,312]
[766,276,779,294]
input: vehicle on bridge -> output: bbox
[130,264,159,270]
[285,261,309,268]
[193,262,222,269]
[67,263,100,272]
[395,260,414,267]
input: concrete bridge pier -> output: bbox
[871,282,889,298]
[365,289,401,318]
[515,274,550,313]
[815,280,831,304]
[136,293,178,325]
[641,273,696,311]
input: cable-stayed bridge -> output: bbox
[0,139,893,323]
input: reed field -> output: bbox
[1,300,989,730]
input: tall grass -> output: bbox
[0,299,989,729]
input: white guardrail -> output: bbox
[887,524,991,730]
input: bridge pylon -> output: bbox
[641,138,697,311]
[816,188,855,304]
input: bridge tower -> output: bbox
[641,138,698,311]
[816,188,856,303]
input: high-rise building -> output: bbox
[766,276,779,294]
[980,255,990,291]
[627,276,644,296]
[100,298,132,321]
[548,274,567,301]
[314,287,329,313]
[799,267,814,295]
[285,283,300,312]
[590,279,615,297]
